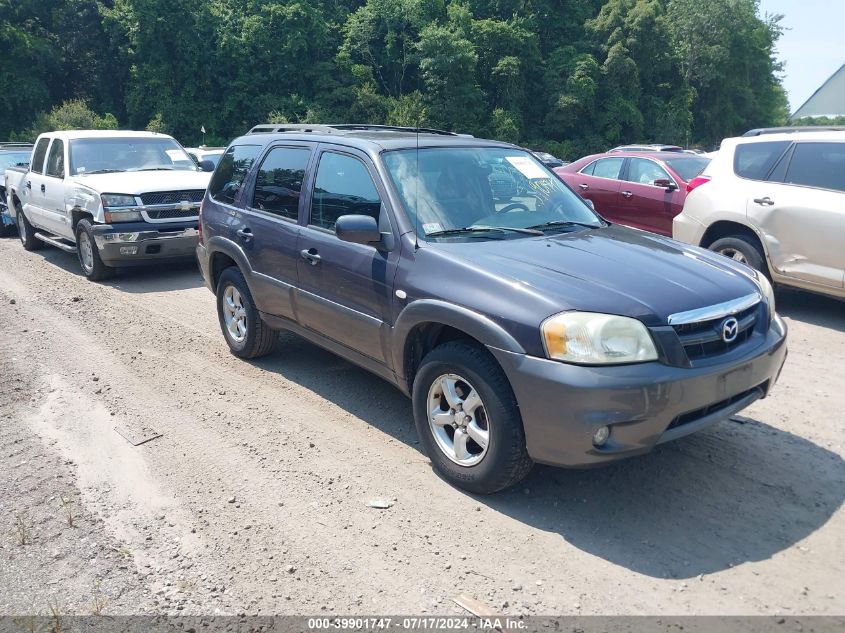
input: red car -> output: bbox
[554,151,710,236]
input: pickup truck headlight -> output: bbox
[101,194,142,223]
[541,312,658,364]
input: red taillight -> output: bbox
[686,175,711,193]
[197,197,204,244]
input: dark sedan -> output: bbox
[554,151,710,236]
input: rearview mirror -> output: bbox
[654,178,677,191]
[199,160,216,172]
[335,214,381,245]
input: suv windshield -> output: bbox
[69,137,197,175]
[383,147,603,239]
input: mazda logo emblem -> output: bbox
[721,317,739,343]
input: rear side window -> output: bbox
[208,144,260,205]
[784,142,845,192]
[733,141,790,180]
[309,152,381,231]
[45,139,65,178]
[251,146,310,220]
[591,157,624,180]
[31,138,50,174]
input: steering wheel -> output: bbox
[497,202,530,214]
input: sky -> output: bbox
[757,0,845,115]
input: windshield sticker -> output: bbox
[422,222,444,235]
[505,156,548,180]
[165,149,185,160]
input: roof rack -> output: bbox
[742,126,845,136]
[246,123,469,137]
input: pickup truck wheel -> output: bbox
[216,267,277,358]
[412,341,533,494]
[75,219,113,281]
[17,208,43,251]
[709,235,766,275]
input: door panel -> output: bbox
[295,149,397,363]
[22,137,51,229]
[748,184,844,288]
[42,138,70,237]
[617,158,684,235]
[573,157,624,220]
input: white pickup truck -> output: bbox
[3,130,214,280]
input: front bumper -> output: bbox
[91,221,199,266]
[490,315,788,467]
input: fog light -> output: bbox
[592,425,610,447]
[119,246,138,255]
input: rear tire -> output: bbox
[17,207,43,251]
[216,267,277,359]
[412,341,533,494]
[76,219,113,281]
[709,235,766,275]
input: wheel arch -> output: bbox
[393,300,525,395]
[205,236,255,292]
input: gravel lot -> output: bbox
[0,236,843,617]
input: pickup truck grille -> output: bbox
[139,190,205,206]
[672,304,759,361]
[145,208,199,220]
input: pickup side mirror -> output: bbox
[199,160,216,172]
[653,178,677,191]
[335,214,381,245]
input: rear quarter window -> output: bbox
[784,142,845,193]
[208,144,261,205]
[733,141,791,180]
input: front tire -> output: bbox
[216,267,277,359]
[76,219,113,281]
[412,341,533,494]
[709,235,766,275]
[17,207,43,251]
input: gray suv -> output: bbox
[196,125,787,494]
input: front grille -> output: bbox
[667,383,766,431]
[139,190,205,206]
[145,208,198,220]
[673,304,759,361]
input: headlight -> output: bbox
[101,194,138,207]
[755,272,776,322]
[541,312,658,364]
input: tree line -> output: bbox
[0,0,790,157]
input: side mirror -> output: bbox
[199,160,216,172]
[654,178,677,191]
[335,214,381,245]
[582,198,595,210]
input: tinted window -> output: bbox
[209,144,261,206]
[592,157,624,179]
[0,151,31,171]
[625,158,670,185]
[784,142,845,192]
[579,160,596,176]
[733,141,790,180]
[31,138,50,174]
[310,153,381,230]
[251,146,310,220]
[45,139,65,178]
[664,157,710,182]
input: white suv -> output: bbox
[673,130,845,299]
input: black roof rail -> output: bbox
[742,126,845,136]
[246,123,471,137]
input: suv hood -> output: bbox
[432,225,761,326]
[70,170,211,195]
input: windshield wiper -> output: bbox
[426,225,543,238]
[81,169,126,174]
[133,167,175,171]
[526,220,603,232]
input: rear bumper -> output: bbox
[490,315,788,467]
[196,242,213,291]
[91,221,198,266]
[672,212,706,245]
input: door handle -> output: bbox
[621,190,633,199]
[753,197,775,206]
[41,184,46,193]
[235,228,253,242]
[578,184,588,190]
[26,181,31,189]
[300,248,321,265]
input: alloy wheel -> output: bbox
[222,285,247,343]
[427,373,490,466]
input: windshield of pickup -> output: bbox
[69,137,197,175]
[383,147,603,240]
